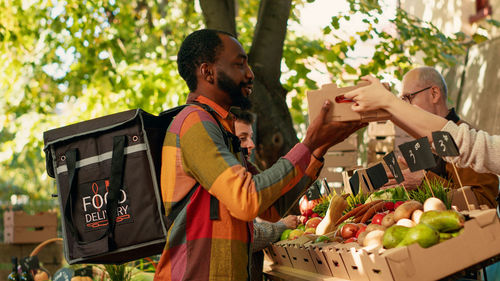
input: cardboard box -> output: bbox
[308,243,334,276]
[3,211,57,244]
[307,82,391,124]
[270,244,294,268]
[367,137,394,163]
[359,209,500,281]
[367,121,395,137]
[329,134,358,152]
[286,244,318,272]
[449,186,480,211]
[319,169,344,183]
[322,243,351,279]
[324,151,358,168]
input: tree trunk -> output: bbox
[248,0,296,168]
[200,0,296,168]
[199,0,237,35]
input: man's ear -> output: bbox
[431,86,442,103]
[200,63,215,84]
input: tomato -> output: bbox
[355,225,367,238]
[311,213,320,218]
[384,201,395,211]
[344,237,358,244]
[394,201,406,209]
[371,212,387,225]
[299,195,320,216]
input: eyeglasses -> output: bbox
[401,86,432,103]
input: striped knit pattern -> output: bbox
[154,95,315,281]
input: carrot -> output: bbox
[360,201,386,223]
[335,200,382,226]
[354,200,383,218]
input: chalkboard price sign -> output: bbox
[398,137,436,172]
[432,131,460,157]
[383,151,405,184]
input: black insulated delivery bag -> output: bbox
[43,108,178,264]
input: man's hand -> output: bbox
[383,168,424,190]
[279,215,299,229]
[343,75,398,112]
[303,100,366,157]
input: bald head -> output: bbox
[403,67,448,100]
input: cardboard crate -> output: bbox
[322,244,351,280]
[359,209,500,281]
[270,244,294,268]
[3,211,57,244]
[367,121,395,137]
[449,186,480,211]
[367,137,394,163]
[324,151,357,168]
[286,244,318,273]
[337,244,370,281]
[308,243,334,276]
[329,134,358,152]
[319,169,344,183]
[307,83,390,123]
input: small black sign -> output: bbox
[366,163,389,190]
[432,131,459,157]
[305,181,322,201]
[53,268,74,281]
[20,256,39,271]
[383,151,405,184]
[349,171,360,196]
[398,137,437,172]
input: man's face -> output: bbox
[401,73,435,114]
[215,35,254,109]
[234,120,255,160]
[217,69,252,110]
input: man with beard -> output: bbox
[154,29,363,281]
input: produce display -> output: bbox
[267,174,500,281]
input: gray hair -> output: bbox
[409,67,448,99]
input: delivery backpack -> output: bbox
[43,103,232,264]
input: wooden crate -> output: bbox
[3,211,57,244]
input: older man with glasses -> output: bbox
[398,66,498,208]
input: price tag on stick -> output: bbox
[366,163,389,190]
[432,131,460,157]
[383,151,410,199]
[305,181,322,201]
[349,171,361,196]
[432,131,471,211]
[398,137,437,196]
[383,151,405,184]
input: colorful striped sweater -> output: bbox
[154,95,322,280]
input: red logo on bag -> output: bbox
[81,179,132,231]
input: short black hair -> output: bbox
[233,109,254,125]
[177,29,235,92]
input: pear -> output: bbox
[397,224,440,248]
[419,210,465,233]
[383,225,410,249]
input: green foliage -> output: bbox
[409,178,452,209]
[344,191,369,214]
[0,0,493,208]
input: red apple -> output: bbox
[341,223,359,239]
[305,217,322,229]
